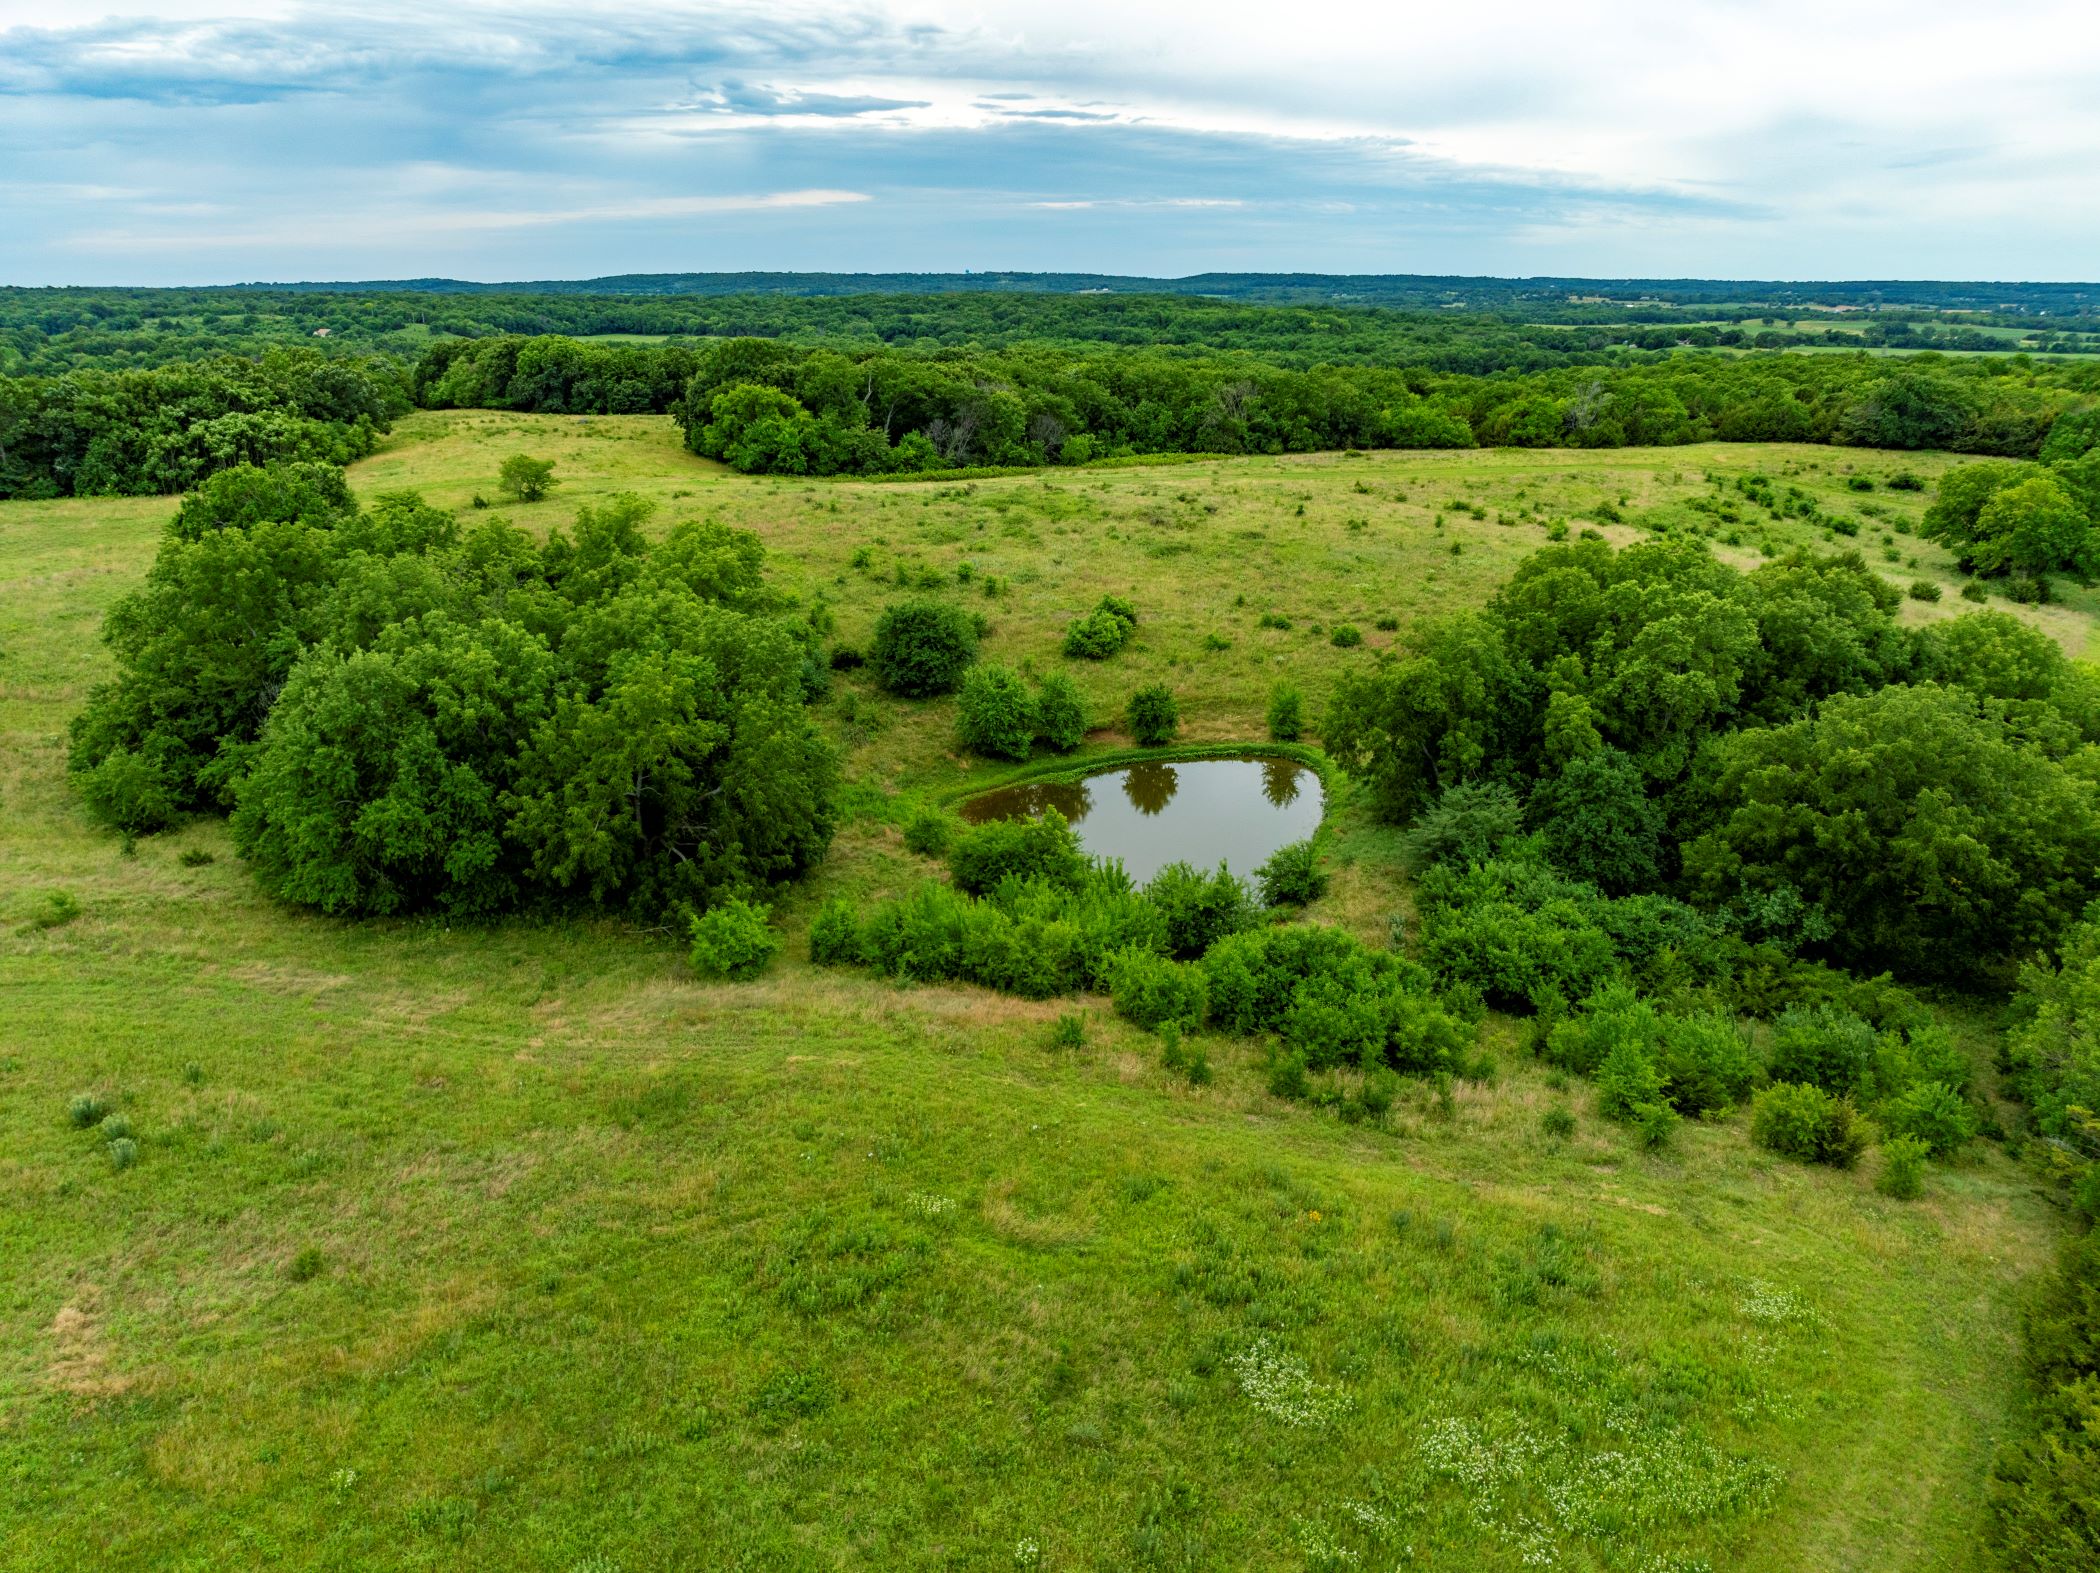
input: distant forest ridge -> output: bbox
[243,271,2099,315]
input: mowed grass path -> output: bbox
[0,414,2070,1571]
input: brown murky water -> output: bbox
[958,755,1323,884]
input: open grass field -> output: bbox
[0,413,2077,1571]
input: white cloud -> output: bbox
[2,0,2095,280]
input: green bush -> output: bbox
[1876,1080,1978,1157]
[1529,747,1663,895]
[955,664,1037,761]
[1907,578,1942,602]
[1062,597,1138,660]
[690,897,780,980]
[1767,1005,1877,1097]
[68,1093,109,1129]
[1541,1105,1576,1140]
[1106,946,1209,1030]
[1126,684,1180,746]
[1656,1012,1760,1115]
[1596,1039,1666,1120]
[1266,682,1304,742]
[1330,623,1363,649]
[1203,923,1469,1074]
[870,598,978,696]
[1255,839,1328,907]
[107,1137,139,1171]
[1033,673,1090,751]
[1267,1050,1311,1101]
[1050,1012,1087,1050]
[1878,1136,1930,1199]
[808,897,863,966]
[949,809,1088,895]
[902,806,956,857]
[1142,861,1257,959]
[1751,1081,1868,1167]
[1989,1228,2100,1564]
[1632,1100,1678,1150]
[1405,782,1525,870]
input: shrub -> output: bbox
[1877,1080,1978,1157]
[497,454,557,502]
[1032,673,1090,752]
[1203,923,1469,1074]
[1062,597,1138,660]
[68,1094,108,1129]
[287,1246,326,1282]
[1050,1012,1087,1050]
[1355,1067,1399,1121]
[1529,747,1663,895]
[902,806,956,857]
[1961,580,1989,602]
[1596,1039,1666,1121]
[1255,840,1327,907]
[100,1114,132,1141]
[808,897,863,966]
[1266,682,1304,742]
[1107,946,1209,1030]
[1657,1012,1760,1115]
[949,809,1088,895]
[1126,684,1180,746]
[1989,1229,2100,1564]
[1632,1101,1678,1150]
[1062,612,1124,659]
[178,849,215,868]
[1541,1105,1576,1140]
[1888,470,1925,491]
[689,897,780,980]
[1751,1081,1868,1167]
[828,643,865,670]
[955,665,1037,761]
[1878,1136,1930,1199]
[1767,1006,1876,1097]
[1406,781,1525,869]
[107,1137,139,1171]
[24,891,82,931]
[1183,1046,1213,1086]
[1267,1050,1311,1101]
[1330,623,1363,649]
[1908,579,1942,603]
[870,598,978,696]
[1143,861,1257,959]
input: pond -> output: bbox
[958,754,1323,885]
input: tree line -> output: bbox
[7,326,2096,500]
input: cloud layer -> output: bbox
[3,0,2095,284]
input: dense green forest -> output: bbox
[5,277,2097,378]
[8,322,2098,500]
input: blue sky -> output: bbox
[3,1,2095,286]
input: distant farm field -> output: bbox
[0,414,2075,1571]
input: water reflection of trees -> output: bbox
[1123,762,1179,816]
[1262,758,1303,808]
[961,781,1090,824]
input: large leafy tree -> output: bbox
[1684,683,2100,974]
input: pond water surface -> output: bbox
[959,754,1323,885]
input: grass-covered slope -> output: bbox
[0,414,2075,1570]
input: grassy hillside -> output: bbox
[0,414,2073,1571]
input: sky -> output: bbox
[2,0,2096,286]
